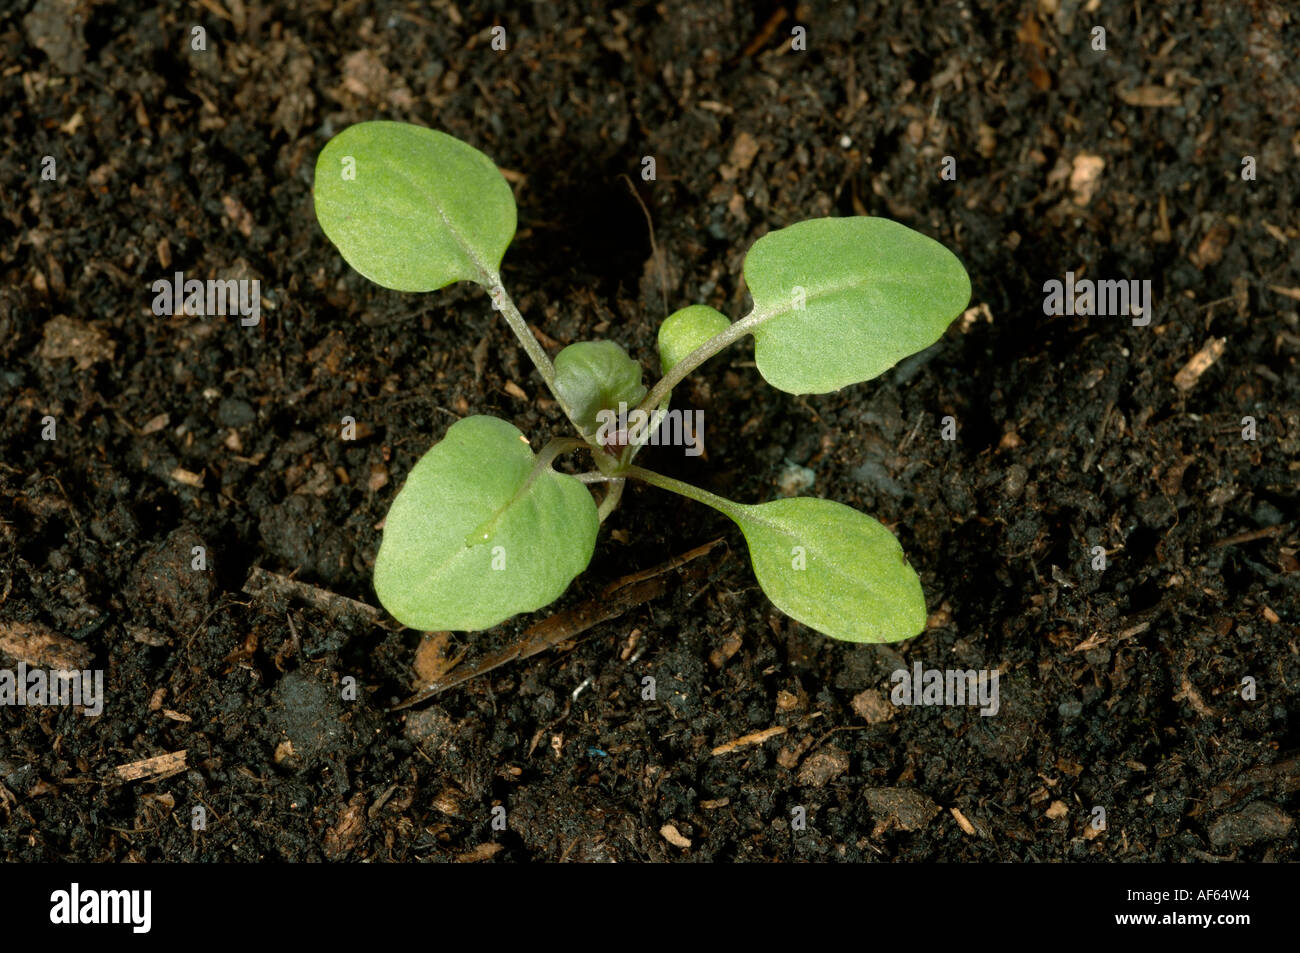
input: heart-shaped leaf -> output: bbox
[657,304,731,374]
[313,121,516,292]
[744,217,970,394]
[553,340,646,435]
[729,497,926,643]
[373,416,598,631]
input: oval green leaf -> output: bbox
[730,497,926,643]
[373,416,598,631]
[744,217,970,394]
[313,121,516,292]
[553,340,646,435]
[657,304,731,374]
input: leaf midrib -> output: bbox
[410,455,538,595]
[388,159,495,282]
[747,274,880,330]
[741,505,899,603]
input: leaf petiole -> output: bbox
[621,464,744,521]
[481,276,589,423]
[595,477,625,522]
[634,308,768,416]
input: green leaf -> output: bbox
[373,416,598,631]
[744,217,970,394]
[313,121,516,292]
[729,497,926,643]
[657,305,731,374]
[553,340,646,435]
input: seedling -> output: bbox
[313,121,970,644]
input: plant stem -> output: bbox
[633,307,770,416]
[483,274,589,434]
[484,275,557,387]
[596,477,624,522]
[622,465,743,521]
[536,436,588,469]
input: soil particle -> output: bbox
[270,669,350,768]
[22,0,85,74]
[132,527,214,634]
[865,788,941,835]
[39,316,114,370]
[1208,802,1295,849]
[850,689,895,724]
[798,747,851,787]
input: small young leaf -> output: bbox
[657,304,731,374]
[313,121,516,292]
[744,217,970,394]
[373,416,597,631]
[553,340,647,434]
[730,497,926,643]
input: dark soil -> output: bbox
[2,0,1298,862]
